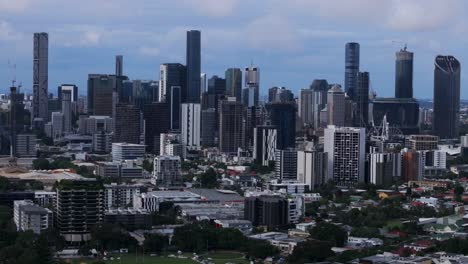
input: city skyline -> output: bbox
[0,0,467,99]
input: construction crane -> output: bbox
[392,40,407,51]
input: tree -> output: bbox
[310,222,347,247]
[200,168,218,188]
[33,158,50,170]
[287,240,334,264]
[242,239,279,260]
[142,159,153,173]
[143,234,169,253]
[454,182,464,202]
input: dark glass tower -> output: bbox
[225,68,242,102]
[33,32,49,122]
[345,42,360,99]
[433,55,461,139]
[395,47,413,98]
[354,72,369,127]
[267,102,296,150]
[186,30,201,103]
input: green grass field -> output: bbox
[201,251,249,264]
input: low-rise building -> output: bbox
[133,191,202,212]
[14,200,52,234]
[104,208,151,230]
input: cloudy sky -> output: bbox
[0,0,467,98]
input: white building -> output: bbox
[324,125,366,187]
[111,143,145,162]
[34,191,56,207]
[160,133,183,156]
[275,148,297,180]
[152,155,181,185]
[296,150,327,190]
[104,183,142,209]
[181,103,201,149]
[96,161,143,179]
[78,115,113,135]
[14,200,52,234]
[133,191,202,212]
[253,126,277,166]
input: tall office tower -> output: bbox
[267,102,296,150]
[181,103,201,148]
[58,84,78,102]
[51,112,64,138]
[92,131,113,154]
[33,32,49,123]
[369,151,401,186]
[244,196,288,227]
[297,150,328,191]
[201,73,207,93]
[186,30,201,103]
[143,102,170,154]
[114,104,141,144]
[61,90,72,133]
[152,155,182,186]
[299,89,313,126]
[159,63,186,129]
[56,179,104,242]
[327,85,345,126]
[268,87,294,103]
[433,55,461,139]
[9,86,24,155]
[253,125,277,166]
[132,80,158,111]
[310,79,329,129]
[344,42,360,99]
[225,68,242,102]
[115,55,123,76]
[401,148,423,182]
[244,106,267,149]
[371,98,420,134]
[203,75,226,110]
[16,134,37,157]
[354,72,369,127]
[244,65,260,106]
[219,98,243,153]
[201,108,216,147]
[275,148,298,180]
[395,47,413,98]
[87,74,126,116]
[324,125,366,187]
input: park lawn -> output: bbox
[385,219,402,229]
[201,251,249,264]
[68,254,196,264]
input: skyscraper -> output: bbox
[33,32,49,122]
[253,125,277,166]
[225,68,242,102]
[327,85,345,126]
[324,125,366,187]
[310,79,329,129]
[181,103,201,148]
[298,89,313,126]
[61,90,72,133]
[244,66,260,106]
[354,72,369,127]
[219,98,243,153]
[297,150,328,190]
[186,30,201,103]
[58,84,78,102]
[159,63,186,130]
[143,102,170,153]
[115,55,123,76]
[87,74,126,116]
[433,55,461,139]
[201,108,216,147]
[267,102,296,150]
[114,104,141,144]
[395,47,413,98]
[344,42,359,99]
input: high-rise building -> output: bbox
[181,103,201,148]
[371,98,420,134]
[111,143,145,162]
[267,102,296,150]
[61,90,72,133]
[395,47,413,98]
[16,134,37,157]
[58,84,78,102]
[268,87,294,103]
[344,42,359,99]
[143,102,170,154]
[369,151,401,186]
[132,80,158,111]
[201,108,217,147]
[275,148,297,180]
[407,135,438,151]
[33,32,49,123]
[115,55,123,76]
[186,30,201,103]
[160,133,183,157]
[253,125,277,166]
[219,98,243,153]
[244,196,288,227]
[244,106,267,149]
[225,68,242,102]
[87,74,127,116]
[433,55,461,139]
[92,131,113,154]
[56,180,104,242]
[104,183,142,209]
[159,63,186,130]
[14,200,51,234]
[297,150,328,190]
[354,72,369,127]
[299,89,313,126]
[401,149,424,182]
[203,75,226,113]
[200,73,207,93]
[244,66,260,106]
[310,79,329,129]
[51,112,64,138]
[152,155,182,186]
[327,85,345,127]
[324,125,366,187]
[114,104,141,144]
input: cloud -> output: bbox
[182,0,239,17]
[0,21,22,41]
[139,46,160,56]
[0,0,31,12]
